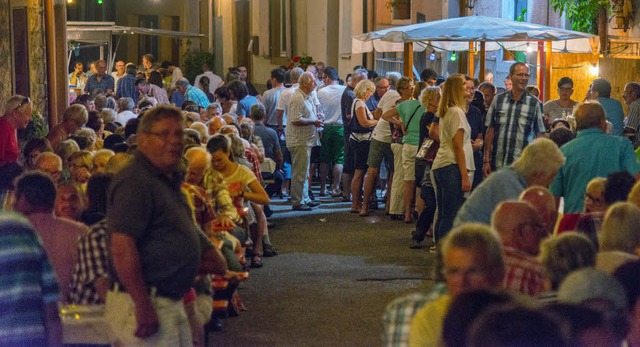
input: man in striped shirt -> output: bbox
[483,62,545,178]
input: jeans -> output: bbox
[433,164,465,243]
[413,165,436,243]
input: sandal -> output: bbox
[263,244,278,257]
[250,255,263,268]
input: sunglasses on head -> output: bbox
[14,97,30,111]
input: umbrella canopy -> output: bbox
[352,15,599,54]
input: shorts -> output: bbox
[367,138,394,170]
[401,143,419,181]
[349,138,371,171]
[310,146,321,165]
[319,125,345,165]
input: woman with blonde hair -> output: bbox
[431,74,475,243]
[349,79,378,213]
[597,202,640,272]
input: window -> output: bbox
[270,0,292,64]
[514,0,527,20]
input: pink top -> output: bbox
[27,212,87,302]
[0,116,18,167]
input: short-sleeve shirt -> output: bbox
[262,86,285,126]
[397,100,426,146]
[599,97,625,136]
[543,99,577,121]
[236,95,260,117]
[503,246,545,297]
[0,215,59,346]
[485,91,545,170]
[84,74,115,94]
[69,220,111,305]
[107,152,213,299]
[116,74,139,104]
[184,85,211,109]
[285,88,320,147]
[432,106,474,171]
[372,90,401,143]
[317,84,346,125]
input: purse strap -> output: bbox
[404,105,422,130]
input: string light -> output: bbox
[526,43,533,53]
[429,50,436,61]
[450,51,457,61]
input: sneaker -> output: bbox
[409,240,422,249]
[307,201,321,207]
[292,205,313,211]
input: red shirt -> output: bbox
[0,117,18,167]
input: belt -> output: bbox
[111,282,183,301]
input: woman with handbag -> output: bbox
[410,86,442,248]
[349,79,378,213]
[431,74,475,243]
[383,78,415,221]
[397,82,428,223]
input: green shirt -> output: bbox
[397,100,425,146]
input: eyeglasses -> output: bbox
[518,221,548,235]
[13,97,30,112]
[146,130,184,140]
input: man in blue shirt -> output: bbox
[176,78,210,109]
[588,78,625,136]
[84,59,115,95]
[116,63,139,104]
[550,101,639,213]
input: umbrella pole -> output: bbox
[479,42,486,82]
[537,41,545,102]
[545,41,552,102]
[404,43,413,78]
[468,42,475,78]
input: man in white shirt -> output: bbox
[262,68,286,129]
[317,66,346,196]
[194,63,223,95]
[286,72,323,211]
[111,60,125,86]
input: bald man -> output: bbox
[35,152,63,183]
[208,116,226,136]
[184,147,236,229]
[492,201,546,296]
[519,186,558,236]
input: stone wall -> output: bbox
[28,0,47,118]
[0,1,13,106]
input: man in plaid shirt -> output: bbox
[492,201,546,297]
[483,62,546,178]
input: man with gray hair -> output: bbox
[286,72,323,211]
[115,97,137,125]
[136,78,169,105]
[275,67,305,132]
[204,102,223,123]
[176,77,210,109]
[550,101,639,213]
[35,152,63,183]
[454,138,565,227]
[84,59,115,95]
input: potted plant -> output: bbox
[386,0,411,20]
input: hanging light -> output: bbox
[467,0,475,10]
[526,43,533,53]
[450,51,457,61]
[97,0,103,4]
[429,50,436,61]
[589,64,599,76]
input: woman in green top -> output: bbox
[396,82,427,223]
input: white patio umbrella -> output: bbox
[352,15,599,54]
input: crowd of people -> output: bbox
[1,51,640,345]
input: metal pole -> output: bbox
[479,41,486,82]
